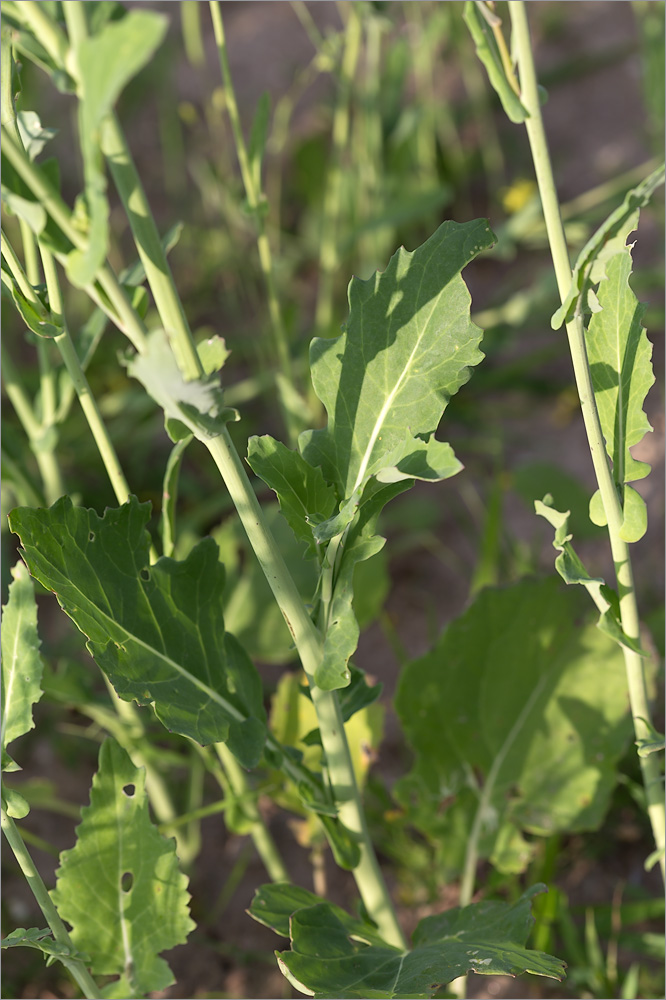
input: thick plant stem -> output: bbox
[1,809,101,999]
[101,113,202,381]
[205,429,407,949]
[509,0,665,881]
[215,742,290,883]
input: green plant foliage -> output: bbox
[8,496,267,765]
[551,163,665,329]
[585,244,655,542]
[127,328,238,442]
[248,882,566,997]
[51,738,194,996]
[1,561,44,772]
[534,498,646,654]
[301,218,494,503]
[66,9,168,287]
[462,1,527,123]
[1,927,88,964]
[395,579,631,876]
[247,435,337,555]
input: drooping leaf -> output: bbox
[463,1,528,124]
[587,246,654,485]
[534,497,646,654]
[315,480,409,690]
[299,219,494,502]
[1,927,88,964]
[247,435,337,554]
[8,496,266,764]
[395,579,631,878]
[126,329,239,441]
[161,435,193,558]
[66,11,168,286]
[51,738,194,996]
[1,561,44,772]
[248,882,565,998]
[551,163,664,329]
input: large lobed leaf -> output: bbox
[1,562,44,774]
[300,219,494,502]
[8,496,266,766]
[51,738,194,996]
[395,579,631,876]
[248,882,565,998]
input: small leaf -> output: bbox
[197,335,230,375]
[552,163,664,329]
[1,561,44,771]
[1,927,88,964]
[249,883,565,997]
[126,329,239,440]
[2,786,30,818]
[161,435,193,558]
[463,1,528,123]
[8,496,267,760]
[17,111,58,161]
[2,275,60,339]
[534,498,646,655]
[51,738,194,996]
[247,435,337,554]
[635,719,665,758]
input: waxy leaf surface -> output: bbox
[1,561,44,772]
[300,219,494,501]
[463,2,528,124]
[51,738,194,995]
[249,883,565,997]
[8,497,266,763]
[396,579,630,876]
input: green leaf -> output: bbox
[1,561,44,772]
[249,883,565,997]
[1,927,88,964]
[463,1,528,123]
[315,481,409,690]
[551,163,664,329]
[246,435,337,554]
[586,245,654,491]
[51,738,194,996]
[300,219,494,502]
[126,329,239,440]
[635,719,665,758]
[1,272,60,339]
[17,111,58,161]
[534,497,646,655]
[395,579,631,877]
[66,11,168,287]
[160,435,193,558]
[8,496,267,763]
[196,334,230,375]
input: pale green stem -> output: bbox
[314,4,362,337]
[10,0,69,69]
[1,809,101,999]
[208,2,295,426]
[181,0,206,67]
[509,0,664,882]
[101,113,202,381]
[215,742,290,883]
[38,244,132,508]
[204,429,407,949]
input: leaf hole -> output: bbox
[122,784,136,797]
[121,871,133,893]
[88,531,95,542]
[140,568,150,582]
